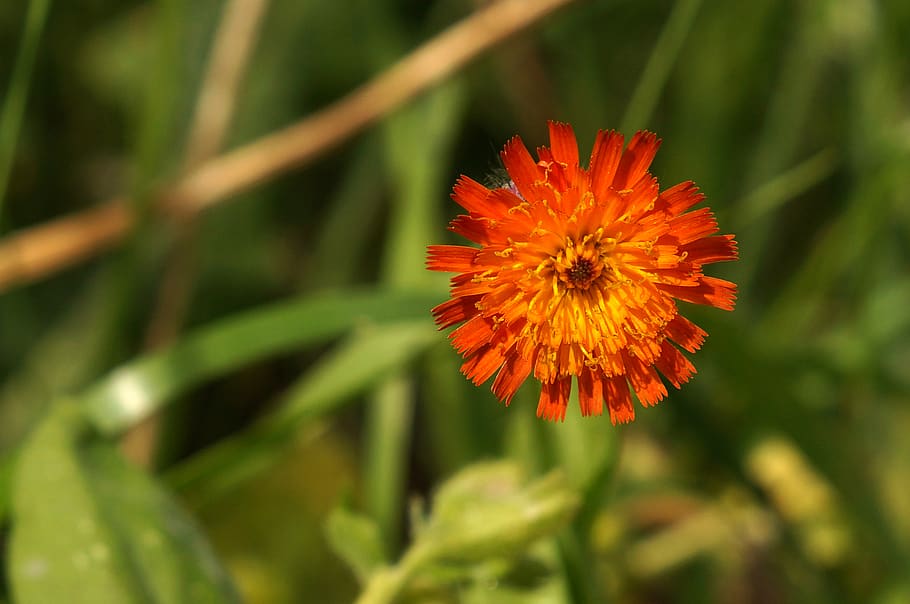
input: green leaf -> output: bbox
[9,403,240,604]
[324,505,387,584]
[450,545,570,604]
[0,452,14,523]
[415,462,580,564]
[353,462,580,604]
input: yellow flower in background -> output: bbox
[427,122,738,423]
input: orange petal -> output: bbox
[450,275,498,298]
[536,376,571,422]
[536,146,555,164]
[655,180,704,215]
[449,215,492,244]
[617,175,660,221]
[623,352,667,407]
[665,315,707,352]
[426,245,478,272]
[485,186,525,210]
[461,343,505,385]
[604,375,635,425]
[654,339,696,388]
[492,352,533,406]
[548,121,579,167]
[660,276,737,311]
[450,316,493,355]
[431,296,479,329]
[669,207,719,244]
[589,130,624,202]
[680,234,738,264]
[501,136,542,202]
[452,176,501,217]
[578,368,604,417]
[614,131,661,191]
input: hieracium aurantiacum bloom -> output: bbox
[427,122,738,423]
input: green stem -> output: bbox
[354,547,429,604]
[365,376,414,555]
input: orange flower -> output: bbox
[427,122,737,423]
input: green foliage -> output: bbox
[0,0,49,216]
[325,505,387,585]
[9,403,239,604]
[81,290,440,435]
[351,462,579,604]
[0,0,909,602]
[167,318,438,504]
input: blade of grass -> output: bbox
[619,0,703,133]
[733,148,837,228]
[80,289,441,435]
[131,0,183,200]
[0,452,14,522]
[735,2,828,295]
[309,135,386,289]
[166,320,438,504]
[761,15,910,340]
[0,0,51,222]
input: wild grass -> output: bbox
[0,0,908,602]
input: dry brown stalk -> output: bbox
[125,0,274,466]
[144,0,271,348]
[181,0,271,170]
[0,199,133,288]
[0,0,577,292]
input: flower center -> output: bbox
[554,237,607,290]
[567,258,595,285]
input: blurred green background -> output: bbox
[1,0,909,602]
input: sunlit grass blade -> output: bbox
[80,289,441,435]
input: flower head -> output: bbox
[427,122,737,423]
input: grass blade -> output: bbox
[81,289,440,435]
[0,0,51,220]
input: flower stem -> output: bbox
[354,546,428,604]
